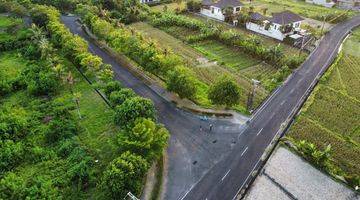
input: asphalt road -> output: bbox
[61,15,360,200]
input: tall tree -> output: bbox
[101,152,148,197]
[208,76,241,107]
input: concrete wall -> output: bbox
[306,0,335,7]
[200,7,225,21]
[246,22,286,41]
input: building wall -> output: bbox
[306,0,335,7]
[200,6,225,21]
[337,0,359,9]
[246,22,286,41]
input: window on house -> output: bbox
[211,7,214,13]
[236,7,240,12]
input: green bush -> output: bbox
[208,76,241,107]
[117,118,169,161]
[101,151,148,198]
[114,97,156,127]
[166,66,197,99]
[103,81,123,97]
[109,88,136,107]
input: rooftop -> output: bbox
[270,11,304,25]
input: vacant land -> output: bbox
[287,28,360,183]
[0,51,119,197]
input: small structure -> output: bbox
[337,0,360,10]
[305,0,335,8]
[200,0,243,22]
[246,11,305,41]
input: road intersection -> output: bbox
[61,15,360,200]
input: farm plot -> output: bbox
[287,28,360,185]
[127,21,269,112]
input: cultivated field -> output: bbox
[128,21,269,112]
[288,28,360,184]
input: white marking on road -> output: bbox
[256,128,263,136]
[179,184,195,200]
[241,147,248,157]
[270,113,275,118]
[221,169,231,181]
[280,100,285,106]
[290,88,295,94]
[297,79,303,85]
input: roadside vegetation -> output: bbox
[287,28,360,188]
[75,0,308,113]
[0,3,169,199]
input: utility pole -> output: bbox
[247,79,260,112]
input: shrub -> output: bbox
[117,118,169,161]
[109,88,136,107]
[166,66,197,99]
[0,140,24,173]
[114,97,156,127]
[22,64,59,96]
[186,0,201,12]
[103,81,123,97]
[208,76,241,107]
[101,151,148,197]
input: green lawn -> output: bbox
[287,28,360,184]
[60,59,120,171]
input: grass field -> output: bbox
[287,28,360,183]
[128,21,269,112]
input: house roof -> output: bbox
[249,12,268,21]
[269,11,304,25]
[202,0,243,9]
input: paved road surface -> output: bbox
[61,15,360,200]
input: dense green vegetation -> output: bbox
[287,29,360,188]
[0,4,169,198]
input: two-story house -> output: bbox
[200,0,243,22]
[246,11,304,41]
